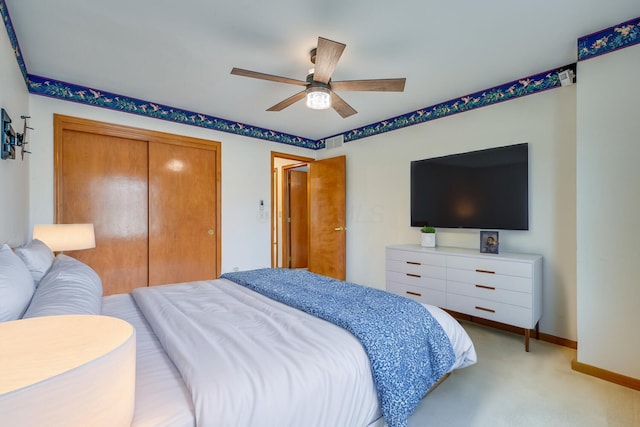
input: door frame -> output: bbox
[282,163,308,268]
[270,151,314,268]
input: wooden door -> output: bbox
[148,141,218,286]
[56,129,149,294]
[308,156,347,280]
[288,169,308,268]
[55,115,221,295]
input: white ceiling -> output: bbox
[6,1,640,141]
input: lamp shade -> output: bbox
[0,315,136,426]
[33,224,96,252]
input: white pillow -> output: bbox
[22,254,103,318]
[0,244,36,321]
[14,239,55,286]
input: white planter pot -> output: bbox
[421,233,436,247]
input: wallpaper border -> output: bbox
[334,64,575,145]
[26,74,320,149]
[2,1,637,150]
[0,0,27,84]
[578,16,640,61]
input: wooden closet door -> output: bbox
[148,141,218,286]
[58,129,149,294]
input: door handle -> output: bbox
[334,227,346,231]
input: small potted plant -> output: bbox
[420,225,436,247]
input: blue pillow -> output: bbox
[0,244,36,321]
[22,254,103,318]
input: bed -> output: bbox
[0,241,477,427]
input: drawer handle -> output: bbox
[406,261,421,265]
[475,284,496,290]
[406,273,421,278]
[406,291,422,297]
[475,269,495,274]
[475,306,496,313]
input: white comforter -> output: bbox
[131,278,476,427]
[132,279,383,427]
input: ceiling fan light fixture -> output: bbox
[231,37,404,117]
[306,87,331,110]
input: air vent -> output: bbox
[324,134,344,150]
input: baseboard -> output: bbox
[537,331,577,349]
[571,359,640,391]
[444,309,639,391]
[444,309,578,350]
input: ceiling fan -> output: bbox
[231,37,406,118]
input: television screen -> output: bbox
[411,143,529,230]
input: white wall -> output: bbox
[27,96,314,274]
[318,87,578,341]
[0,23,30,246]
[27,81,578,342]
[28,85,578,341]
[576,44,640,378]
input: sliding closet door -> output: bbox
[56,128,149,294]
[148,141,218,286]
[55,115,221,295]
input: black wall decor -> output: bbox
[1,109,31,160]
[1,108,16,160]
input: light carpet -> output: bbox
[409,321,640,426]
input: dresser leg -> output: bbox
[525,328,530,352]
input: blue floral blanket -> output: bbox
[221,268,455,427]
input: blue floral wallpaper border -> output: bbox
[336,64,575,144]
[0,0,27,84]
[26,74,320,149]
[2,0,638,150]
[578,16,640,61]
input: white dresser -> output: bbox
[386,244,542,351]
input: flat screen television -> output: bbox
[411,143,529,230]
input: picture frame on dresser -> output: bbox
[480,231,499,254]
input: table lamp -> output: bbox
[0,315,136,426]
[32,224,96,252]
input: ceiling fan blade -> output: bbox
[331,78,406,92]
[267,90,307,111]
[331,92,357,118]
[313,37,346,84]
[231,68,306,86]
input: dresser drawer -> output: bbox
[386,245,542,351]
[446,293,533,328]
[386,248,447,267]
[446,268,532,293]
[447,255,533,278]
[386,259,447,280]
[387,282,446,307]
[447,280,532,309]
[385,271,446,292]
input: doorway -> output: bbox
[271,152,347,280]
[271,152,314,268]
[285,165,309,268]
